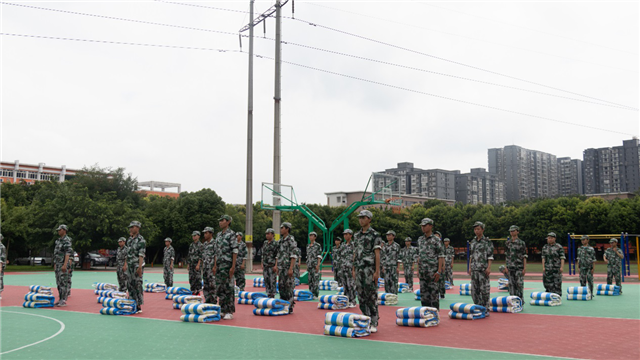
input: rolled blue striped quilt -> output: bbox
[567,294,592,301]
[180,313,221,322]
[238,298,258,305]
[24,293,55,303]
[325,312,370,328]
[336,287,345,295]
[378,278,384,288]
[597,284,620,292]
[596,289,620,296]
[530,292,562,306]
[294,289,313,301]
[396,318,440,327]
[253,298,290,316]
[238,291,268,300]
[23,301,54,308]
[253,278,265,287]
[173,295,202,309]
[395,306,439,327]
[445,281,452,290]
[181,303,221,316]
[95,290,127,299]
[319,280,338,291]
[253,308,289,316]
[318,303,347,310]
[490,296,523,313]
[377,293,398,305]
[448,303,487,320]
[498,278,509,291]
[459,283,472,296]
[567,286,590,295]
[166,287,192,295]
[143,283,167,293]
[323,325,370,337]
[530,299,561,306]
[414,289,421,300]
[318,295,348,309]
[100,307,137,315]
[99,297,136,311]
[29,285,53,295]
[93,283,118,291]
[398,283,412,293]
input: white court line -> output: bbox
[0,310,66,355]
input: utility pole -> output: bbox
[272,0,282,237]
[245,0,255,272]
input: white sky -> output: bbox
[2,0,638,205]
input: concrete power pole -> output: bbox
[272,0,282,237]
[245,0,255,273]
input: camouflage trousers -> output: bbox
[163,265,173,287]
[234,266,246,291]
[0,264,5,294]
[263,265,278,297]
[579,267,594,296]
[55,263,70,301]
[67,261,74,296]
[307,263,321,297]
[403,264,414,289]
[334,266,344,287]
[418,268,440,310]
[444,265,453,286]
[542,269,562,296]
[215,267,235,314]
[278,268,296,310]
[384,267,398,294]
[203,263,217,304]
[126,264,144,307]
[470,270,491,308]
[294,265,300,283]
[607,266,622,292]
[341,266,356,304]
[508,268,524,299]
[355,266,379,327]
[188,263,202,293]
[438,271,446,298]
[116,266,128,292]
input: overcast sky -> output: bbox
[2,0,638,205]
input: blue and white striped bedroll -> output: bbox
[377,292,398,305]
[530,292,562,306]
[414,289,421,300]
[22,292,55,308]
[253,298,290,316]
[324,325,370,338]
[459,283,472,296]
[166,287,192,295]
[448,303,487,320]
[596,284,621,296]
[377,278,384,288]
[95,290,127,299]
[143,283,167,293]
[318,295,348,310]
[490,296,523,313]
[498,278,509,291]
[172,295,202,309]
[237,291,268,305]
[567,287,591,300]
[29,285,53,295]
[23,301,54,308]
[93,283,118,291]
[180,303,221,322]
[294,289,314,301]
[323,312,371,338]
[99,298,137,315]
[398,283,412,293]
[395,307,439,327]
[180,314,221,323]
[567,294,592,301]
[319,280,338,291]
[445,281,452,290]
[336,287,345,295]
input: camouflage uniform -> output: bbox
[443,244,455,286]
[469,235,494,308]
[541,243,565,295]
[0,236,6,297]
[332,243,342,287]
[417,234,444,309]
[163,244,175,287]
[116,244,129,292]
[400,244,417,290]
[306,241,323,297]
[214,228,238,314]
[340,241,356,305]
[293,247,301,281]
[261,238,279,298]
[277,234,298,310]
[604,246,623,292]
[54,234,73,302]
[126,233,146,307]
[353,227,383,327]
[235,239,248,291]
[382,241,400,294]
[577,245,596,296]
[505,237,527,299]
[187,240,203,293]
[67,240,74,297]
[202,238,217,304]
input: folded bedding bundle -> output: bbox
[29,285,53,295]
[596,284,621,296]
[166,287,192,295]
[23,292,55,308]
[323,312,370,338]
[95,290,128,302]
[378,278,384,288]
[530,292,562,306]
[377,292,398,305]
[445,281,452,290]
[459,283,472,296]
[237,291,268,305]
[235,286,240,297]
[180,303,221,322]
[93,283,118,291]
[498,278,509,291]
[317,295,349,310]
[336,287,344,295]
[253,278,265,287]
[294,289,314,301]
[398,283,412,293]
[144,283,167,293]
[566,287,591,301]
[253,298,290,316]
[448,302,488,320]
[490,296,523,313]
[414,289,421,300]
[172,295,203,309]
[319,280,338,291]
[98,297,137,315]
[395,306,439,327]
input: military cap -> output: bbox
[581,235,589,240]
[473,221,485,229]
[343,229,353,235]
[265,228,275,234]
[192,231,201,236]
[164,237,172,243]
[309,231,317,237]
[357,209,373,218]
[128,221,141,228]
[509,225,519,231]
[609,238,618,243]
[435,231,442,237]
[56,224,68,231]
[218,215,232,222]
[547,232,556,238]
[443,237,450,242]
[404,237,412,242]
[420,218,434,226]
[335,237,343,242]
[203,226,214,233]
[499,265,506,272]
[281,222,292,229]
[386,230,396,236]
[236,232,244,237]
[118,237,126,243]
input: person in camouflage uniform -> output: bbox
[400,237,417,290]
[468,221,494,311]
[340,229,356,307]
[417,218,444,310]
[188,231,203,295]
[54,225,73,306]
[332,237,343,287]
[604,238,624,293]
[0,234,6,300]
[213,215,238,320]
[201,227,217,304]
[306,232,323,298]
[262,228,279,298]
[577,235,596,296]
[293,246,301,282]
[541,232,565,296]
[235,232,248,291]
[353,210,382,332]
[278,222,298,313]
[163,238,175,287]
[434,232,447,299]
[116,237,129,292]
[124,221,146,313]
[443,238,455,287]
[382,230,400,294]
[67,238,74,297]
[505,225,527,299]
